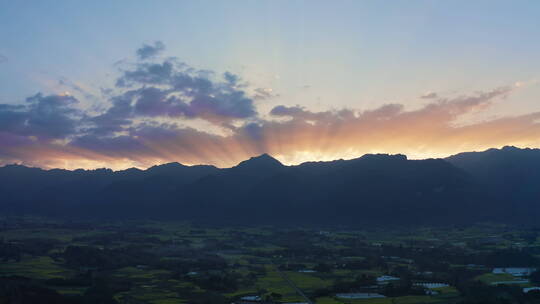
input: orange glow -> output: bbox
[2,85,540,170]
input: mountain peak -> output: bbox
[501,145,523,152]
[233,153,284,171]
[146,162,188,174]
[358,153,408,161]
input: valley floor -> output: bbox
[1,217,540,304]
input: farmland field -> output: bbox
[1,217,540,303]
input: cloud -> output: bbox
[270,104,359,123]
[255,86,520,163]
[0,54,7,63]
[136,41,165,60]
[0,43,537,170]
[270,105,336,121]
[0,93,82,140]
[110,58,257,127]
[87,94,134,136]
[116,61,175,87]
[4,84,533,170]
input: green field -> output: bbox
[1,218,539,303]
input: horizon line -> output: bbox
[1,145,534,172]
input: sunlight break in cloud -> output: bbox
[0,43,539,170]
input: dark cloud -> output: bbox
[87,94,135,136]
[132,87,189,117]
[136,41,165,60]
[116,61,175,87]
[223,71,240,85]
[109,58,257,128]
[69,123,234,167]
[270,105,346,121]
[0,93,82,140]
[271,105,318,119]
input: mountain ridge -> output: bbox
[1,146,539,226]
[2,146,529,172]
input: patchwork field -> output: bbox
[1,218,540,303]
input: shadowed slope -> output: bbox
[0,148,538,226]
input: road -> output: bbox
[275,267,315,304]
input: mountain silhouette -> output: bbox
[1,147,539,226]
[447,146,540,223]
[233,153,283,171]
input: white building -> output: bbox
[336,293,385,299]
[415,282,449,289]
[492,267,536,277]
[377,275,400,283]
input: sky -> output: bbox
[1,0,540,170]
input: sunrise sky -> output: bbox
[1,1,540,169]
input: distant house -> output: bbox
[232,295,310,304]
[377,275,400,283]
[233,295,268,304]
[466,264,485,269]
[241,296,262,301]
[382,256,413,263]
[336,293,385,299]
[415,282,449,289]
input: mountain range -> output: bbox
[1,146,539,226]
